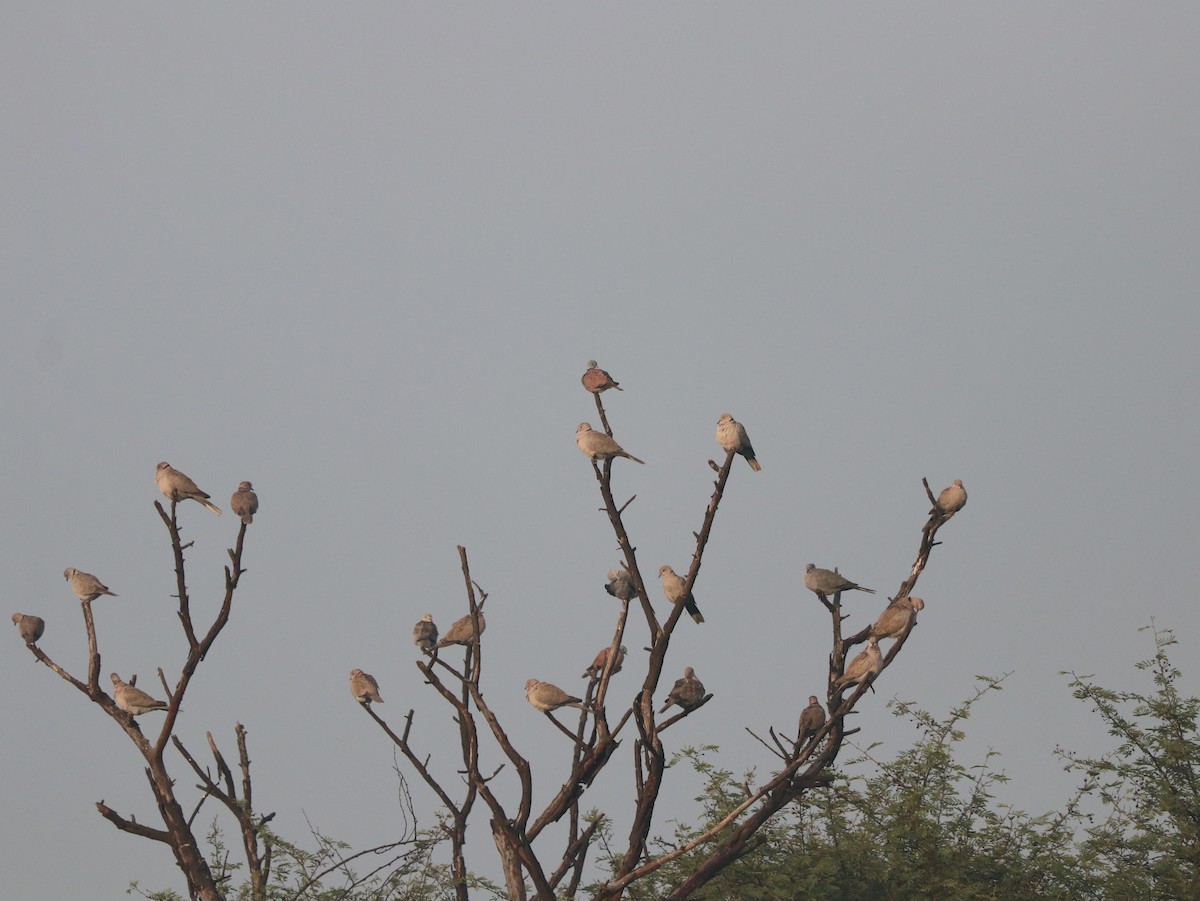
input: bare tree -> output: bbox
[354,387,967,901]
[21,493,425,900]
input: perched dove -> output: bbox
[835,637,882,691]
[581,360,623,394]
[931,479,967,516]
[435,611,486,649]
[716,413,761,472]
[156,462,222,515]
[605,568,637,602]
[350,668,384,705]
[412,614,438,653]
[871,597,925,640]
[660,666,706,713]
[583,644,627,679]
[525,678,588,712]
[230,481,258,524]
[12,612,45,644]
[576,423,644,465]
[803,564,875,598]
[111,673,168,716]
[798,696,826,745]
[658,565,705,624]
[64,567,118,603]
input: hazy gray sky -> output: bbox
[3,5,1198,898]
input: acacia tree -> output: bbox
[352,384,969,900]
[1059,625,1200,899]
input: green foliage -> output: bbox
[1059,624,1200,900]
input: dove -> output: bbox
[660,666,706,714]
[931,479,967,516]
[798,696,826,745]
[230,481,258,524]
[716,413,761,472]
[583,644,627,679]
[111,673,169,716]
[871,597,925,640]
[435,611,486,649]
[658,565,705,624]
[835,637,882,691]
[605,568,637,602]
[412,614,438,653]
[156,462,222,515]
[581,360,623,394]
[803,564,875,598]
[525,679,588,712]
[64,567,118,603]
[576,423,645,465]
[350,668,384,705]
[12,613,45,644]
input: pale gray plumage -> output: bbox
[716,413,761,471]
[64,567,118,602]
[835,637,882,690]
[658,565,705,624]
[605,568,637,601]
[435,611,486,649]
[581,360,622,393]
[111,673,168,715]
[660,666,705,713]
[413,614,438,653]
[12,612,45,644]
[583,644,627,679]
[932,479,967,515]
[576,422,644,464]
[350,668,384,704]
[803,563,875,597]
[156,462,222,515]
[231,481,258,524]
[871,597,925,640]
[798,696,826,745]
[525,678,587,712]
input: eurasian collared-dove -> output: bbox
[350,668,384,704]
[605,568,637,601]
[156,462,222,515]
[798,696,826,745]
[231,481,258,524]
[12,612,45,644]
[871,597,925,640]
[658,565,705,624]
[660,666,706,713]
[583,644,627,679]
[803,564,875,598]
[576,423,644,465]
[64,567,118,602]
[835,637,882,691]
[435,611,486,649]
[716,413,761,472]
[412,614,438,653]
[525,679,588,712]
[111,673,168,715]
[931,479,967,516]
[581,361,622,394]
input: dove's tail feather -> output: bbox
[747,458,762,472]
[686,601,705,624]
[622,452,646,464]
[201,499,223,516]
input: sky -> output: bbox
[2,4,1198,898]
